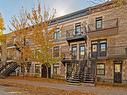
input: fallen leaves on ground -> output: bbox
[0,80,96,95]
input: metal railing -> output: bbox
[107,45,127,58]
[7,56,13,60]
[88,18,118,32]
[6,41,14,47]
[66,27,87,39]
[91,45,127,59]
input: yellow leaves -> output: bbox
[7,1,59,66]
[22,46,32,60]
[0,15,4,30]
[0,33,6,42]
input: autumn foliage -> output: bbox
[9,2,58,77]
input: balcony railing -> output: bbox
[107,46,127,58]
[91,45,127,59]
[7,56,13,60]
[66,27,87,42]
[6,42,15,48]
[88,18,118,33]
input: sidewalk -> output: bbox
[0,77,127,95]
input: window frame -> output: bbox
[71,44,77,59]
[53,63,59,75]
[53,46,60,57]
[96,63,105,75]
[79,43,85,59]
[91,41,98,52]
[54,28,61,39]
[91,39,107,58]
[35,64,40,74]
[96,17,102,29]
[75,23,81,35]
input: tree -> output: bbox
[9,8,32,75]
[0,13,5,42]
[9,1,60,78]
[26,2,59,78]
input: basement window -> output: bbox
[97,63,105,75]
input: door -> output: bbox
[41,65,51,78]
[41,65,47,78]
[114,62,122,83]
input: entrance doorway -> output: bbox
[114,61,122,83]
[41,65,51,78]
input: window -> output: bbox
[75,23,81,35]
[100,40,107,52]
[71,45,77,59]
[79,44,85,59]
[97,63,105,75]
[53,46,59,57]
[54,28,61,39]
[92,41,98,52]
[96,17,102,29]
[35,64,40,74]
[53,63,59,75]
[91,40,107,58]
[115,64,121,73]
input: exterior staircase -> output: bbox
[66,60,96,84]
[0,62,10,72]
[83,73,95,83]
[0,63,19,78]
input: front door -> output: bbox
[114,61,122,83]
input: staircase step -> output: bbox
[83,83,95,87]
[84,80,94,83]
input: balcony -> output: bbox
[91,46,127,59]
[87,18,118,38]
[66,27,87,42]
[6,41,15,48]
[7,56,13,61]
[107,46,127,59]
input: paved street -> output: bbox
[0,86,21,95]
[0,78,127,95]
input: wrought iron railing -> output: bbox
[88,18,118,32]
[6,41,14,47]
[91,45,127,59]
[66,27,87,39]
[107,45,127,58]
[7,56,13,60]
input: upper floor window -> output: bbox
[100,40,107,52]
[92,41,98,52]
[53,46,59,57]
[71,44,77,59]
[96,17,102,29]
[79,44,85,59]
[75,23,81,35]
[91,39,107,58]
[54,28,61,39]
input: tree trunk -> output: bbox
[46,66,49,78]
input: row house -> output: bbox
[48,1,127,84]
[1,0,127,84]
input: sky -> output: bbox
[0,0,105,34]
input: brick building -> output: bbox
[1,0,127,84]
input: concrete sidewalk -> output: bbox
[1,79,127,95]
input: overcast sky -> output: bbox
[0,0,106,34]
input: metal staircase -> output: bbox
[66,60,96,84]
[0,62,10,72]
[0,62,19,78]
